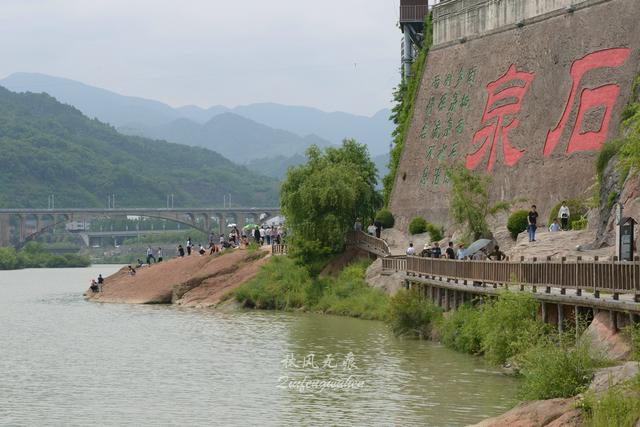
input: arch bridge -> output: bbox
[0,207,280,248]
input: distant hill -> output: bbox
[0,87,279,208]
[0,72,393,156]
[128,113,332,162]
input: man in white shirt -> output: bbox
[558,201,570,231]
[406,243,416,256]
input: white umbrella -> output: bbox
[227,223,237,228]
[465,239,492,256]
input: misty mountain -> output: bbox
[1,72,393,156]
[129,113,332,162]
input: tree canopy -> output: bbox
[280,139,378,260]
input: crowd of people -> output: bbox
[89,274,104,293]
[406,241,506,261]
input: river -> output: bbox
[0,266,519,426]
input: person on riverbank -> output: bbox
[367,223,376,236]
[157,248,163,262]
[446,242,455,259]
[406,243,416,256]
[558,201,570,231]
[97,274,104,292]
[209,242,219,255]
[488,245,506,261]
[146,246,155,264]
[186,237,193,255]
[198,244,206,255]
[527,205,539,242]
[128,265,136,275]
[177,245,185,257]
[90,279,99,293]
[254,227,261,245]
[549,220,561,233]
[374,221,382,239]
[354,218,362,232]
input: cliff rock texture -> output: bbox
[389,0,640,232]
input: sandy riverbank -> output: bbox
[85,247,270,307]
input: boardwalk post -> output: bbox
[558,304,565,333]
[546,256,552,294]
[612,256,620,301]
[532,257,537,293]
[520,256,525,292]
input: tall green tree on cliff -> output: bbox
[280,139,378,263]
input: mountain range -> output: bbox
[0,87,279,208]
[0,73,393,168]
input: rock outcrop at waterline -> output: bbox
[85,248,270,307]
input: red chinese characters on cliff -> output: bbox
[466,65,534,172]
[543,48,630,157]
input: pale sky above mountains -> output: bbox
[0,0,428,116]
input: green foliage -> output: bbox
[0,87,279,209]
[596,139,622,183]
[375,209,395,229]
[478,292,548,365]
[383,13,433,206]
[234,258,388,320]
[582,375,640,427]
[507,210,530,240]
[436,303,483,354]
[314,262,389,320]
[0,242,90,270]
[234,256,312,310]
[386,288,442,339]
[572,216,588,231]
[518,334,602,400]
[623,324,640,361]
[408,217,428,235]
[548,199,588,230]
[280,139,378,261]
[449,164,509,240]
[607,191,619,209]
[425,222,444,242]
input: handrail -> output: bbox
[405,256,640,295]
[346,230,391,257]
[272,244,288,256]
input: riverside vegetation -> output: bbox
[0,242,90,270]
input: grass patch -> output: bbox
[582,374,640,427]
[234,257,388,320]
[517,334,603,400]
[436,302,483,355]
[386,288,442,339]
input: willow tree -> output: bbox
[280,139,378,263]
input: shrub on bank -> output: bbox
[234,256,312,310]
[315,262,388,320]
[507,210,529,240]
[436,303,483,355]
[582,374,640,427]
[386,288,442,339]
[375,209,395,229]
[408,217,428,235]
[425,223,444,242]
[517,335,603,400]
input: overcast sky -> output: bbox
[0,0,427,116]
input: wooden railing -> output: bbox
[406,256,640,297]
[346,231,391,257]
[382,256,407,273]
[272,244,288,256]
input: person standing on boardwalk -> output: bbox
[527,205,539,242]
[431,242,442,259]
[406,243,416,256]
[558,201,570,231]
[177,244,185,257]
[186,237,192,255]
[446,242,455,259]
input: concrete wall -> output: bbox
[389,0,640,233]
[433,0,593,45]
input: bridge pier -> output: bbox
[0,215,10,247]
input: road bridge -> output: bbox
[0,207,280,248]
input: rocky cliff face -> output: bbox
[389,0,640,233]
